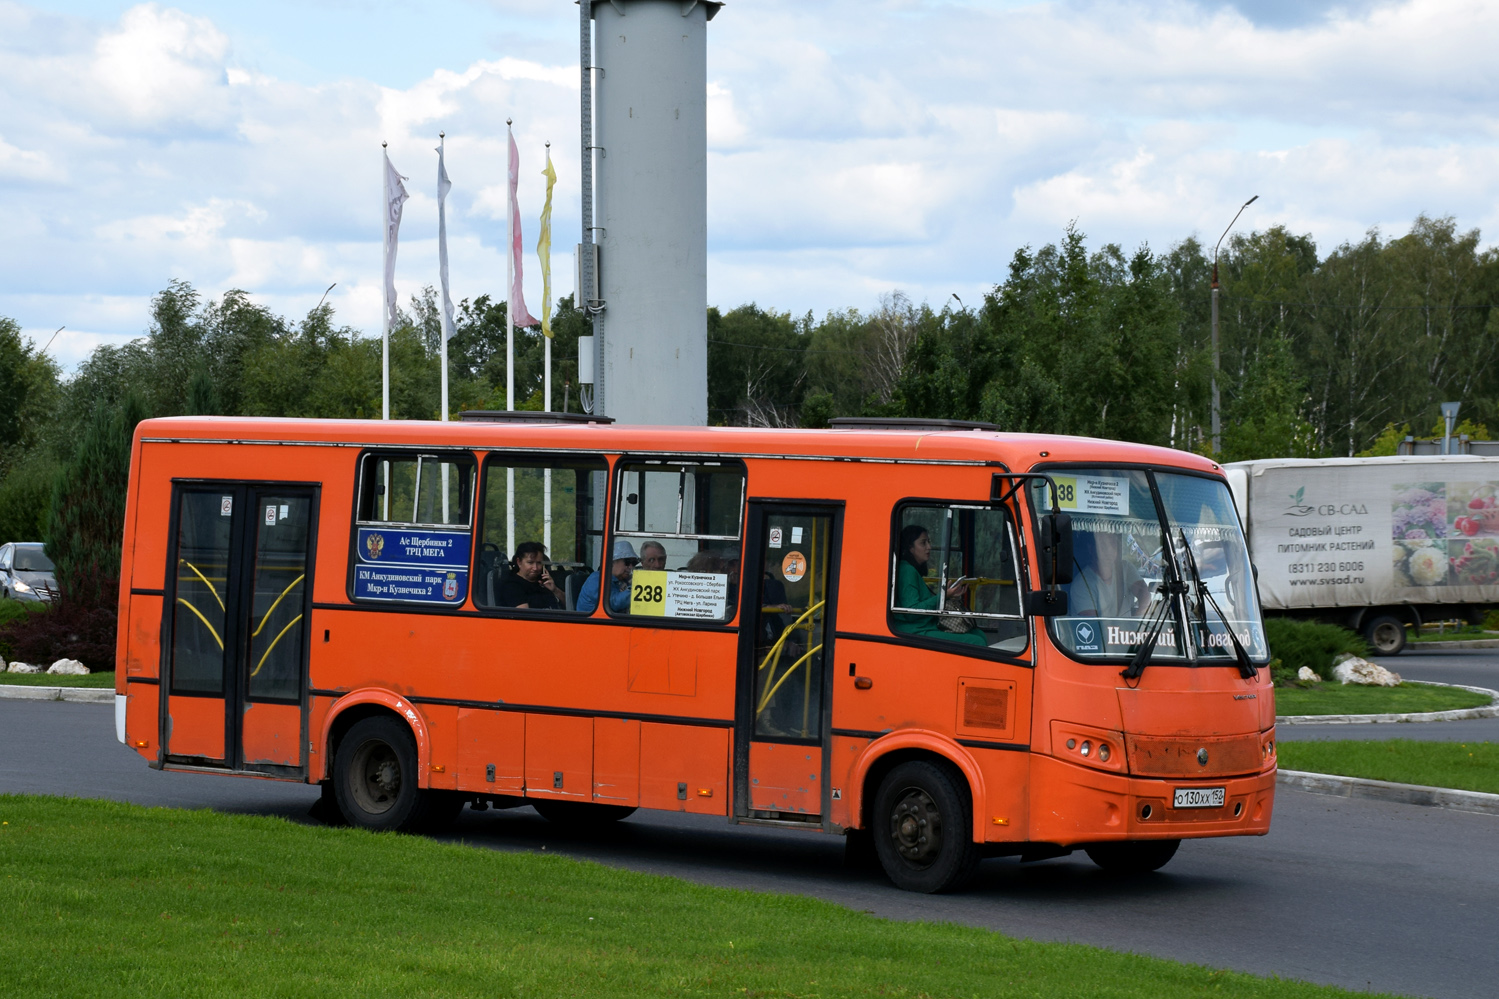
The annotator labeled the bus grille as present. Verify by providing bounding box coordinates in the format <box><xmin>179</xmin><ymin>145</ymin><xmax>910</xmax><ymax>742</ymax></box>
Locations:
<box><xmin>1124</xmin><ymin>733</ymin><xmax>1261</xmax><ymax>778</ymax></box>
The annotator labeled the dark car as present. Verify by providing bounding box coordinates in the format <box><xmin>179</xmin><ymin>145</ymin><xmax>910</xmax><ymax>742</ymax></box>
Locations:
<box><xmin>0</xmin><ymin>543</ymin><xmax>57</xmax><ymax>602</ymax></box>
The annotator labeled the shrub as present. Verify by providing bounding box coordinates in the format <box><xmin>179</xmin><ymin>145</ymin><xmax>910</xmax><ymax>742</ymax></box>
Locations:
<box><xmin>1264</xmin><ymin>617</ymin><xmax>1367</xmax><ymax>683</ymax></box>
<box><xmin>0</xmin><ymin>598</ymin><xmax>47</xmax><ymax>659</ymax></box>
<box><xmin>0</xmin><ymin>599</ymin><xmax>116</xmax><ymax>672</ymax></box>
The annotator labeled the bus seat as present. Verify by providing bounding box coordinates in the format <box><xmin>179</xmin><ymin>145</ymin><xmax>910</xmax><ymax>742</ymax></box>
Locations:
<box><xmin>564</xmin><ymin>571</ymin><xmax>581</xmax><ymax>611</ymax></box>
<box><xmin>487</xmin><ymin>561</ymin><xmax>513</xmax><ymax>608</ymax></box>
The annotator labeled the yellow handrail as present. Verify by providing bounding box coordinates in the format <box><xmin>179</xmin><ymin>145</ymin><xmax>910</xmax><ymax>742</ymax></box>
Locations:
<box><xmin>180</xmin><ymin>560</ymin><xmax>225</xmax><ymax>611</ymax></box>
<box><xmin>175</xmin><ymin>598</ymin><xmax>223</xmax><ymax>650</ymax></box>
<box><xmin>252</xmin><ymin>614</ymin><xmax>304</xmax><ymax>677</ymax></box>
<box><xmin>757</xmin><ymin>643</ymin><xmax>824</xmax><ymax>716</ymax></box>
<box><xmin>252</xmin><ymin>574</ymin><xmax>305</xmax><ymax>638</ymax></box>
<box><xmin>757</xmin><ymin>599</ymin><xmax>826</xmax><ymax>672</ymax></box>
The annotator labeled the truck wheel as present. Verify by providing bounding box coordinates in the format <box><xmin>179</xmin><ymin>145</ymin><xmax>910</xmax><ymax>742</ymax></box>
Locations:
<box><xmin>334</xmin><ymin>716</ymin><xmax>459</xmax><ymax>833</ymax></box>
<box><xmin>1363</xmin><ymin>614</ymin><xmax>1406</xmax><ymax>655</ymax></box>
<box><xmin>872</xmin><ymin>760</ymin><xmax>981</xmax><ymax>893</ymax></box>
<box><xmin>1085</xmin><ymin>839</ymin><xmax>1180</xmax><ymax>873</ymax></box>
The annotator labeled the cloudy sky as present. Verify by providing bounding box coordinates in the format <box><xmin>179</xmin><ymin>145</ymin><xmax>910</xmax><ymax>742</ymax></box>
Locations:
<box><xmin>2</xmin><ymin>0</ymin><xmax>1495</xmax><ymax>368</ymax></box>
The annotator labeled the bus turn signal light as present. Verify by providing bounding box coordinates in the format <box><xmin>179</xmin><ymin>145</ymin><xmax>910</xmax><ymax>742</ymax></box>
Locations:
<box><xmin>133</xmin><ymin>740</ymin><xmax>149</xmax><ymax>749</ymax></box>
<box><xmin>697</xmin><ymin>788</ymin><xmax>713</xmax><ymax>797</ymax></box>
<box><xmin>854</xmin><ymin>677</ymin><xmax>873</xmax><ymax>690</ymax></box>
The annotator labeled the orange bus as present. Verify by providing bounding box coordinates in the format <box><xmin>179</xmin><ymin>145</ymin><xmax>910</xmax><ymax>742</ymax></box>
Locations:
<box><xmin>115</xmin><ymin>413</ymin><xmax>1276</xmax><ymax>892</ymax></box>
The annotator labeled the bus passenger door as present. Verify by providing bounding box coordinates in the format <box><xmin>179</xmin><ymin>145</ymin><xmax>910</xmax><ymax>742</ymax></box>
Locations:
<box><xmin>162</xmin><ymin>484</ymin><xmax>315</xmax><ymax>777</ymax></box>
<box><xmin>734</xmin><ymin>503</ymin><xmax>842</xmax><ymax>826</ymax></box>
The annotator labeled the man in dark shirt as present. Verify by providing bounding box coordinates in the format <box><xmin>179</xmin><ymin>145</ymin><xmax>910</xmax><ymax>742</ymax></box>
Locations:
<box><xmin>496</xmin><ymin>541</ymin><xmax>564</xmax><ymax>610</ymax></box>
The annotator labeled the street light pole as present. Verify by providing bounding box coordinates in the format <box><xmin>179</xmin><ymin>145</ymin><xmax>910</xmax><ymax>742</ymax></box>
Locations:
<box><xmin>1211</xmin><ymin>194</ymin><xmax>1258</xmax><ymax>455</ymax></box>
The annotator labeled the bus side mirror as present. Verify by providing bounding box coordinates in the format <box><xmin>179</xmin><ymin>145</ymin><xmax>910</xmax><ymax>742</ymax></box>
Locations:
<box><xmin>1040</xmin><ymin>513</ymin><xmax>1073</xmax><ymax>585</ymax></box>
<box><xmin>1027</xmin><ymin>589</ymin><xmax>1069</xmax><ymax>617</ymax></box>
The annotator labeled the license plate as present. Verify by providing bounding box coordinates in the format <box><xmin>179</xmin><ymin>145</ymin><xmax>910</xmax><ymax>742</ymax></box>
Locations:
<box><xmin>1173</xmin><ymin>787</ymin><xmax>1225</xmax><ymax>809</ymax></box>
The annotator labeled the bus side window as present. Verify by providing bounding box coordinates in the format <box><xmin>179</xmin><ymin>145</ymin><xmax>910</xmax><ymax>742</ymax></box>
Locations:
<box><xmin>351</xmin><ymin>451</ymin><xmax>476</xmax><ymax>607</ymax></box>
<box><xmin>475</xmin><ymin>455</ymin><xmax>608</xmax><ymax>612</ymax></box>
<box><xmin>611</xmin><ymin>459</ymin><xmax>746</xmax><ymax>623</ymax></box>
<box><xmin>889</xmin><ymin>502</ymin><xmax>1026</xmax><ymax>655</ymax></box>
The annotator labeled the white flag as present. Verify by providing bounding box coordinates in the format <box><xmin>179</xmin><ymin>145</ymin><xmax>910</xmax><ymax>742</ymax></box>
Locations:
<box><xmin>436</xmin><ymin>140</ymin><xmax>456</xmax><ymax>342</ymax></box>
<box><xmin>382</xmin><ymin>150</ymin><xmax>409</xmax><ymax>330</ymax></box>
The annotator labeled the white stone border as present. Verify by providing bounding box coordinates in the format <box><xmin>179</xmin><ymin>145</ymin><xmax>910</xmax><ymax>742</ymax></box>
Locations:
<box><xmin>0</xmin><ymin>685</ymin><xmax>113</xmax><ymax>704</ymax></box>
<box><xmin>1278</xmin><ymin>769</ymin><xmax>1499</xmax><ymax>816</ymax></box>
<box><xmin>1276</xmin><ymin>680</ymin><xmax>1499</xmax><ymax>725</ymax></box>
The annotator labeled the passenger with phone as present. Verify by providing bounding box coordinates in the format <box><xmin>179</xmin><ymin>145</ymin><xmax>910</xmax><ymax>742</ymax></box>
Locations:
<box><xmin>891</xmin><ymin>524</ymin><xmax>987</xmax><ymax>647</ymax></box>
<box><xmin>496</xmin><ymin>541</ymin><xmax>564</xmax><ymax>610</ymax></box>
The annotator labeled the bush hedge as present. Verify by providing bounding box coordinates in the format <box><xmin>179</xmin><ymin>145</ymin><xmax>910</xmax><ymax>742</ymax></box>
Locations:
<box><xmin>1264</xmin><ymin>617</ymin><xmax>1368</xmax><ymax>682</ymax></box>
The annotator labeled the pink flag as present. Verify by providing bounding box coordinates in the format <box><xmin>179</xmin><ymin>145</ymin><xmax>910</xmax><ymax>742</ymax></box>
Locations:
<box><xmin>507</xmin><ymin>128</ymin><xmax>539</xmax><ymax>327</ymax></box>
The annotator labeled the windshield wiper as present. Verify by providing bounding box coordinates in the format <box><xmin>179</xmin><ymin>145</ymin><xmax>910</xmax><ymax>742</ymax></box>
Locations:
<box><xmin>1120</xmin><ymin>576</ymin><xmax>1182</xmax><ymax>680</ymax></box>
<box><xmin>1176</xmin><ymin>528</ymin><xmax>1258</xmax><ymax>680</ymax></box>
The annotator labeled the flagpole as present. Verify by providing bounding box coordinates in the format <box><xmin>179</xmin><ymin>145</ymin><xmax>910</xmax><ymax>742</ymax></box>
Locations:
<box><xmin>438</xmin><ymin>133</ymin><xmax>450</xmax><ymax>425</ymax></box>
<box><xmin>381</xmin><ymin>142</ymin><xmax>391</xmax><ymax>422</ymax></box>
<box><xmin>506</xmin><ymin>118</ymin><xmax>515</xmax><ymax>414</ymax></box>
<box><xmin>542</xmin><ymin>141</ymin><xmax>553</xmax><ymax>553</ymax></box>
<box><xmin>505</xmin><ymin>119</ymin><xmax>516</xmax><ymax>558</ymax></box>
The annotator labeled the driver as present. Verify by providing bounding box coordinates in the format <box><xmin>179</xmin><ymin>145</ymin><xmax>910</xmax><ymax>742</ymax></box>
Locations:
<box><xmin>1069</xmin><ymin>530</ymin><xmax>1149</xmax><ymax>618</ymax></box>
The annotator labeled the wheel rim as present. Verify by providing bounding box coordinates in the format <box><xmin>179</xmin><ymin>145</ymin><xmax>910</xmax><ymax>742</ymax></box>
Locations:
<box><xmin>1372</xmin><ymin>622</ymin><xmax>1402</xmax><ymax>652</ymax></box>
<box><xmin>888</xmin><ymin>786</ymin><xmax>943</xmax><ymax>869</ymax></box>
<box><xmin>349</xmin><ymin>739</ymin><xmax>402</xmax><ymax>815</ymax></box>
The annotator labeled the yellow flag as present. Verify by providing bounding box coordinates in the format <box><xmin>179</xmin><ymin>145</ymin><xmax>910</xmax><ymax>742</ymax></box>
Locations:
<box><xmin>537</xmin><ymin>148</ymin><xmax>556</xmax><ymax>338</ymax></box>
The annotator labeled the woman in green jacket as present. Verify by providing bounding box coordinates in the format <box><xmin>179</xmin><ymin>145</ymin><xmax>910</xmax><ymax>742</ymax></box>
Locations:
<box><xmin>892</xmin><ymin>524</ymin><xmax>988</xmax><ymax>646</ymax></box>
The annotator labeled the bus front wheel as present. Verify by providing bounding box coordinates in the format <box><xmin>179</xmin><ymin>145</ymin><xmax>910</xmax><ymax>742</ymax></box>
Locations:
<box><xmin>872</xmin><ymin>761</ymin><xmax>981</xmax><ymax>893</ymax></box>
<box><xmin>334</xmin><ymin>716</ymin><xmax>459</xmax><ymax>833</ymax></box>
<box><xmin>1084</xmin><ymin>839</ymin><xmax>1180</xmax><ymax>873</ymax></box>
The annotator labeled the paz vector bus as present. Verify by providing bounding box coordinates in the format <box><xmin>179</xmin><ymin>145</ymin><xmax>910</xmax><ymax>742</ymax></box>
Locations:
<box><xmin>114</xmin><ymin>413</ymin><xmax>1276</xmax><ymax>892</ymax></box>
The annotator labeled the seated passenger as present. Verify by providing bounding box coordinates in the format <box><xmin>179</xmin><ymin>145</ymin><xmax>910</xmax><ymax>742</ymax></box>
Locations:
<box><xmin>1069</xmin><ymin>530</ymin><xmax>1149</xmax><ymax>618</ymax></box>
<box><xmin>639</xmin><ymin>540</ymin><xmax>668</xmax><ymax>571</ymax></box>
<box><xmin>495</xmin><ymin>541</ymin><xmax>563</xmax><ymax>610</ymax></box>
<box><xmin>891</xmin><ymin>524</ymin><xmax>986</xmax><ymax>646</ymax></box>
<box><xmin>577</xmin><ymin>540</ymin><xmax>638</xmax><ymax>613</ymax></box>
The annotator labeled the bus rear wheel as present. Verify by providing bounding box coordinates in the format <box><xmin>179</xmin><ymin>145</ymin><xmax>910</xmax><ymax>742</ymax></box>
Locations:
<box><xmin>872</xmin><ymin>761</ymin><xmax>981</xmax><ymax>893</ymax></box>
<box><xmin>531</xmin><ymin>799</ymin><xmax>637</xmax><ymax>825</ymax></box>
<box><xmin>1084</xmin><ymin>839</ymin><xmax>1180</xmax><ymax>873</ymax></box>
<box><xmin>334</xmin><ymin>716</ymin><xmax>458</xmax><ymax>833</ymax></box>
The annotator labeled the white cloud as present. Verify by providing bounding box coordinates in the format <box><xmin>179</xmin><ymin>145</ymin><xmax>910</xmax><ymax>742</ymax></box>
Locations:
<box><xmin>2</xmin><ymin>0</ymin><xmax>1498</xmax><ymax>370</ymax></box>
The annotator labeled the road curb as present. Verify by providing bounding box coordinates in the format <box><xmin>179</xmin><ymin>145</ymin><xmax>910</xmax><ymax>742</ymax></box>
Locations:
<box><xmin>0</xmin><ymin>685</ymin><xmax>113</xmax><ymax>704</ymax></box>
<box><xmin>1400</xmin><ymin>638</ymin><xmax>1499</xmax><ymax>650</ymax></box>
<box><xmin>1278</xmin><ymin>768</ymin><xmax>1499</xmax><ymax>816</ymax></box>
<box><xmin>1276</xmin><ymin>680</ymin><xmax>1499</xmax><ymax>726</ymax></box>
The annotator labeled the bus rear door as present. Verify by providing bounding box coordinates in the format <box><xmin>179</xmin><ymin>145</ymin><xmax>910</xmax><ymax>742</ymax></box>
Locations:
<box><xmin>161</xmin><ymin>483</ymin><xmax>316</xmax><ymax>777</ymax></box>
<box><xmin>735</xmin><ymin>502</ymin><xmax>842</xmax><ymax>826</ymax></box>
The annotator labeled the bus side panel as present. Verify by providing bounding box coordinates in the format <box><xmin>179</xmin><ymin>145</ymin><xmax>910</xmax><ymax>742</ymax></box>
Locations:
<box><xmin>593</xmin><ymin>717</ymin><xmax>640</xmax><ymax>806</ymax></box>
<box><xmin>747</xmin><ymin>741</ymin><xmax>820</xmax><ymax>814</ymax></box>
<box><xmin>124</xmin><ymin>594</ymin><xmax>163</xmax><ymax>677</ymax></box>
<box><xmin>125</xmin><ymin>683</ymin><xmax>160</xmax><ymax>759</ymax></box>
<box><xmin>639</xmin><ymin>723</ymin><xmax>728</xmax><ymax>814</ymax></box>
<box><xmin>828</xmin><ymin>735</ymin><xmax>870</xmax><ymax>829</ymax></box>
<box><xmin>973</xmin><ymin>747</ymin><xmax>1030</xmax><ymax>842</ymax></box>
<box><xmin>526</xmin><ymin>714</ymin><xmax>592</xmax><ymax>800</ymax></box>
<box><xmin>241</xmin><ymin>702</ymin><xmax>301</xmax><ymax>767</ymax></box>
<box><xmin>308</xmin><ymin>695</ymin><xmax>335</xmax><ymax>783</ymax></box>
<box><xmin>455</xmin><ymin>708</ymin><xmax>525</xmax><ymax>793</ymax></box>
<box><xmin>167</xmin><ymin>696</ymin><xmax>225</xmax><ymax>761</ymax></box>
<box><xmin>423</xmin><ymin>703</ymin><xmax>458</xmax><ymax>789</ymax></box>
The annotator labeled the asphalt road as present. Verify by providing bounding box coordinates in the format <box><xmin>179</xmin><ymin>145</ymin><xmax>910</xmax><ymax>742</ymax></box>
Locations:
<box><xmin>3</xmin><ymin>665</ymin><xmax>1498</xmax><ymax>999</ymax></box>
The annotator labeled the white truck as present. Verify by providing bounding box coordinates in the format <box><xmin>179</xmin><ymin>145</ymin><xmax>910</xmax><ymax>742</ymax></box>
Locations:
<box><xmin>1225</xmin><ymin>455</ymin><xmax>1499</xmax><ymax>655</ymax></box>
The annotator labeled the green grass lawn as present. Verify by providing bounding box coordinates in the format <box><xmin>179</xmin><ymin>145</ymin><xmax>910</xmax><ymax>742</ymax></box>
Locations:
<box><xmin>1274</xmin><ymin>683</ymin><xmax>1491</xmax><ymax>716</ymax></box>
<box><xmin>1278</xmin><ymin>740</ymin><xmax>1499</xmax><ymax>795</ymax></box>
<box><xmin>0</xmin><ymin>795</ymin><xmax>1396</xmax><ymax>999</ymax></box>
<box><xmin>1406</xmin><ymin>626</ymin><xmax>1499</xmax><ymax>643</ymax></box>
<box><xmin>0</xmin><ymin>670</ymin><xmax>114</xmax><ymax>688</ymax></box>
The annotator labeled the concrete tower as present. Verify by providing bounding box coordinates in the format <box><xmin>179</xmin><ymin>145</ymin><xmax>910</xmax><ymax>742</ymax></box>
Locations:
<box><xmin>588</xmin><ymin>0</ymin><xmax>719</xmax><ymax>426</ymax></box>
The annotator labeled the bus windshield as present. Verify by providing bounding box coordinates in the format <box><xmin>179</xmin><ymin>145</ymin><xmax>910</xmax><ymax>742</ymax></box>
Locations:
<box><xmin>1039</xmin><ymin>469</ymin><xmax>1268</xmax><ymax>663</ymax></box>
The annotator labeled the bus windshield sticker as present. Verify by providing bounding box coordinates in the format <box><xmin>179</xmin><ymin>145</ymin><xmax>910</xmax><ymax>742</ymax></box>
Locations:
<box><xmin>1054</xmin><ymin>475</ymin><xmax>1129</xmax><ymax>515</ymax></box>
<box><xmin>629</xmin><ymin>569</ymin><xmax>727</xmax><ymax>619</ymax></box>
<box><xmin>353</xmin><ymin>526</ymin><xmax>471</xmax><ymax>604</ymax></box>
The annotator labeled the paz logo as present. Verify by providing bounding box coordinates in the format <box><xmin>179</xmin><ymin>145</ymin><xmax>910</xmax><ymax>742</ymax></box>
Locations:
<box><xmin>365</xmin><ymin>533</ymin><xmax>385</xmax><ymax>560</ymax></box>
<box><xmin>1286</xmin><ymin>486</ymin><xmax>1316</xmax><ymax>517</ymax></box>
<box><xmin>1074</xmin><ymin>621</ymin><xmax>1097</xmax><ymax>647</ymax></box>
